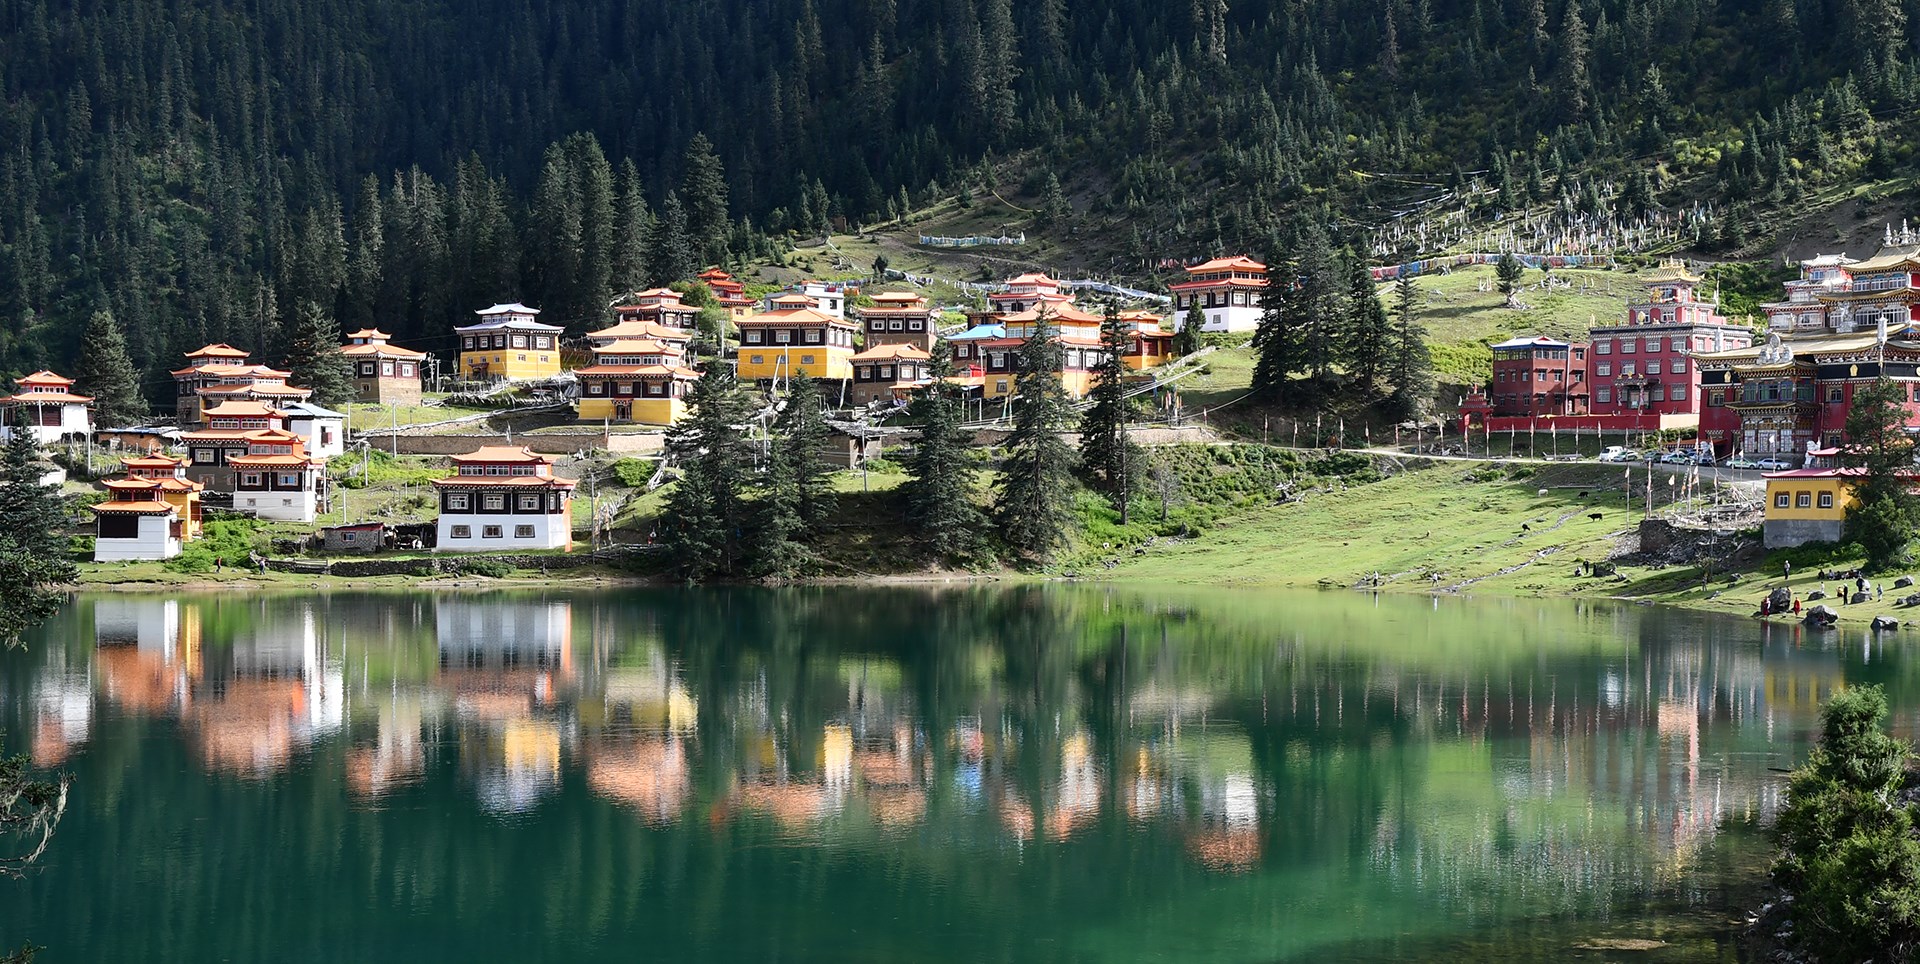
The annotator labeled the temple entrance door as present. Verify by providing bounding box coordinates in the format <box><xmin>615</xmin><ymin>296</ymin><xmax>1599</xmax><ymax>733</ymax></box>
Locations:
<box><xmin>615</xmin><ymin>403</ymin><xmax>631</xmax><ymax>421</ymax></box>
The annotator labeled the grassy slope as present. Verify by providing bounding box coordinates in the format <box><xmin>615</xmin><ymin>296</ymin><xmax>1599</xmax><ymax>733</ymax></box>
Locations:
<box><xmin>1102</xmin><ymin>459</ymin><xmax>1913</xmax><ymax>627</ymax></box>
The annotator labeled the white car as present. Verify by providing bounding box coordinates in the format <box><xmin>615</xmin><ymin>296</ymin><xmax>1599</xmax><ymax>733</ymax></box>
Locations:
<box><xmin>1754</xmin><ymin>457</ymin><xmax>1793</xmax><ymax>471</ymax></box>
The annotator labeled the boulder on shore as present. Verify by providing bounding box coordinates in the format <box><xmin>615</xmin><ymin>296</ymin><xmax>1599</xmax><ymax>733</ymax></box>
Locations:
<box><xmin>1904</xmin><ymin>593</ymin><xmax>1920</xmax><ymax>608</ymax></box>
<box><xmin>1897</xmin><ymin>576</ymin><xmax>1916</xmax><ymax>589</ymax></box>
<box><xmin>1854</xmin><ymin>591</ymin><xmax>1872</xmax><ymax>604</ymax></box>
<box><xmin>1768</xmin><ymin>587</ymin><xmax>1793</xmax><ymax>612</ymax></box>
<box><xmin>1874</xmin><ymin>616</ymin><xmax>1902</xmax><ymax>632</ymax></box>
<box><xmin>1806</xmin><ymin>590</ymin><xmax>1827</xmax><ymax>601</ymax></box>
<box><xmin>1804</xmin><ymin>605</ymin><xmax>1840</xmax><ymax>628</ymax></box>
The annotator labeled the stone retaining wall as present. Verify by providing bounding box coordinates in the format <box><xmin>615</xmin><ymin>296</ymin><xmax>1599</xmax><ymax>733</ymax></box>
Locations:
<box><xmin>1764</xmin><ymin>517</ymin><xmax>1845</xmax><ymax>549</ymax></box>
<box><xmin>264</xmin><ymin>550</ymin><xmax>635</xmax><ymax>578</ymax></box>
<box><xmin>375</xmin><ymin>432</ymin><xmax>665</xmax><ymax>456</ymax></box>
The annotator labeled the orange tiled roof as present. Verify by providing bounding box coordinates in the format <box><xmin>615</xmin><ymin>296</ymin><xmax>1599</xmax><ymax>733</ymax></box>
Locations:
<box><xmin>15</xmin><ymin>370</ymin><xmax>74</xmax><ymax>386</ymax></box>
<box><xmin>341</xmin><ymin>341</ymin><xmax>427</xmax><ymax>359</ymax></box>
<box><xmin>432</xmin><ymin>475</ymin><xmax>578</xmax><ymax>488</ymax></box>
<box><xmin>573</xmin><ymin>364</ymin><xmax>700</xmax><ymax>378</ymax></box>
<box><xmin>739</xmin><ymin>308</ymin><xmax>857</xmax><ymax>327</ymax></box>
<box><xmin>91</xmin><ymin>501</ymin><xmax>176</xmax><ymax>516</ymax></box>
<box><xmin>184</xmin><ymin>343</ymin><xmax>251</xmax><ymax>359</ymax></box>
<box><xmin>200</xmin><ymin>400</ymin><xmax>286</xmax><ymax>419</ymax></box>
<box><xmin>451</xmin><ymin>445</ymin><xmax>551</xmax><ymax>464</ymax></box>
<box><xmin>0</xmin><ymin>391</ymin><xmax>92</xmax><ymax>404</ymax></box>
<box><xmin>850</xmin><ymin>343</ymin><xmax>932</xmax><ymax>362</ymax></box>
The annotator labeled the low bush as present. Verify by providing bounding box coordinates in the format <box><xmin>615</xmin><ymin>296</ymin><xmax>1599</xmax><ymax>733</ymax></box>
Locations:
<box><xmin>611</xmin><ymin>458</ymin><xmax>654</xmax><ymax>488</ymax></box>
<box><xmin>447</xmin><ymin>557</ymin><xmax>516</xmax><ymax>578</ymax></box>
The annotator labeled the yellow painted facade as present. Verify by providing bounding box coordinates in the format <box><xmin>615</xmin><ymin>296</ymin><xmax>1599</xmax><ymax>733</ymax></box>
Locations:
<box><xmin>972</xmin><ymin>370</ymin><xmax>1095</xmax><ymax>400</ymax></box>
<box><xmin>459</xmin><ymin>349</ymin><xmax>561</xmax><ymax>381</ymax></box>
<box><xmin>578</xmin><ymin>396</ymin><xmax>685</xmax><ymax>426</ymax></box>
<box><xmin>735</xmin><ymin>345</ymin><xmax>854</xmax><ymax>381</ymax></box>
<box><xmin>1762</xmin><ymin>475</ymin><xmax>1857</xmax><ymax>522</ymax></box>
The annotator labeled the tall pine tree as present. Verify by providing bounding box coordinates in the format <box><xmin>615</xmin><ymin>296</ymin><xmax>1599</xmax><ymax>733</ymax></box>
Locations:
<box><xmin>662</xmin><ymin>364</ymin><xmax>756</xmax><ymax>581</ymax></box>
<box><xmin>1079</xmin><ymin>308</ymin><xmax>1142</xmax><ymax>522</ymax></box>
<box><xmin>905</xmin><ymin>340</ymin><xmax>985</xmax><ymax>562</ymax></box>
<box><xmin>282</xmin><ymin>300</ymin><xmax>353</xmax><ymax>409</ymax></box>
<box><xmin>680</xmin><ymin>134</ymin><xmax>732</xmax><ymax>267</ymax></box>
<box><xmin>1251</xmin><ymin>251</ymin><xmax>1304</xmax><ymax>404</ymax></box>
<box><xmin>1344</xmin><ymin>255</ymin><xmax>1392</xmax><ymax>401</ymax></box>
<box><xmin>1386</xmin><ymin>274</ymin><xmax>1434</xmax><ymax>421</ymax></box>
<box><xmin>0</xmin><ymin>418</ymin><xmax>75</xmax><ymax>644</ymax></box>
<box><xmin>994</xmin><ymin>311</ymin><xmax>1077</xmax><ymax>560</ymax></box>
<box><xmin>73</xmin><ymin>310</ymin><xmax>146</xmax><ymax>428</ymax></box>
<box><xmin>775</xmin><ymin>373</ymin><xmax>833</xmax><ymax>531</ymax></box>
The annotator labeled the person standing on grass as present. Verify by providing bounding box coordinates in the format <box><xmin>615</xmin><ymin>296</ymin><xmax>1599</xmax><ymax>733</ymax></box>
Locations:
<box><xmin>1794</xmin><ymin>598</ymin><xmax>1803</xmax><ymax>616</ymax></box>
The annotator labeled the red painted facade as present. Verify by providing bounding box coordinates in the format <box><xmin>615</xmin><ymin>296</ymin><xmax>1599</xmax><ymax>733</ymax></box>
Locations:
<box><xmin>1486</xmin><ymin>336</ymin><xmax>1589</xmax><ymax>416</ymax></box>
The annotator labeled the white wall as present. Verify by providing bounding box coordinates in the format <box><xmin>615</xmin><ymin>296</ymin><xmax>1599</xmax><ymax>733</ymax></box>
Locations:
<box><xmin>436</xmin><ymin>511</ymin><xmax>571</xmax><ymax>551</ymax></box>
<box><xmin>94</xmin><ymin>514</ymin><xmax>182</xmax><ymax>561</ymax></box>
<box><xmin>236</xmin><ymin>488</ymin><xmax>319</xmax><ymax>523</ymax></box>
<box><xmin>289</xmin><ymin>417</ymin><xmax>345</xmax><ymax>459</ymax></box>
<box><xmin>1181</xmin><ymin>304</ymin><xmax>1262</xmax><ymax>333</ymax></box>
<box><xmin>0</xmin><ymin>404</ymin><xmax>91</xmax><ymax>444</ymax></box>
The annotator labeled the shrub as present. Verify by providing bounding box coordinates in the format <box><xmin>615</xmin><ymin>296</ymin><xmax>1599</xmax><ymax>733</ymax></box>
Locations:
<box><xmin>449</xmin><ymin>557</ymin><xmax>516</xmax><ymax>578</ymax></box>
<box><xmin>200</xmin><ymin>519</ymin><xmax>264</xmax><ymax>565</ymax></box>
<box><xmin>1775</xmin><ymin>685</ymin><xmax>1920</xmax><ymax>961</ymax></box>
<box><xmin>611</xmin><ymin>458</ymin><xmax>653</xmax><ymax>488</ymax></box>
<box><xmin>165</xmin><ymin>543</ymin><xmax>217</xmax><ymax>574</ymax></box>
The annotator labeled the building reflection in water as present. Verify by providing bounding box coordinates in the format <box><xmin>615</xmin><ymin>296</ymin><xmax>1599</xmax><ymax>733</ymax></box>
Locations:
<box><xmin>437</xmin><ymin>599</ymin><xmax>573</xmax><ymax>814</ymax></box>
<box><xmin>49</xmin><ymin>589</ymin><xmax>1878</xmax><ymax>907</ymax></box>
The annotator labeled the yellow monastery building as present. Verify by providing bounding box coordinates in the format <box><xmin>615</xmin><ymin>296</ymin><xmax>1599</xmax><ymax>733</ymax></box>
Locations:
<box><xmin>575</xmin><ymin>338</ymin><xmax>700</xmax><ymax>425</ymax></box>
<box><xmin>456</xmin><ymin>304</ymin><xmax>565</xmax><ymax>381</ymax></box>
<box><xmin>735</xmin><ymin>294</ymin><xmax>859</xmax><ymax>382</ymax></box>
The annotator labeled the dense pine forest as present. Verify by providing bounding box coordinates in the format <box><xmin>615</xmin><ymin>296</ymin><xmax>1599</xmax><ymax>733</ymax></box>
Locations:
<box><xmin>2</xmin><ymin>0</ymin><xmax>1919</xmax><ymax>399</ymax></box>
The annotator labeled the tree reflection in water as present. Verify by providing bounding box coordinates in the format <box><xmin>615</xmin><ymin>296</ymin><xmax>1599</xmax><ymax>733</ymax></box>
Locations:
<box><xmin>0</xmin><ymin>586</ymin><xmax>1897</xmax><ymax>962</ymax></box>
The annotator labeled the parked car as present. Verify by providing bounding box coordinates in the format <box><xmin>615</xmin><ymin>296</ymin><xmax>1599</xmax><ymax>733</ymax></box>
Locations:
<box><xmin>1726</xmin><ymin>456</ymin><xmax>1758</xmax><ymax>469</ymax></box>
<box><xmin>1597</xmin><ymin>447</ymin><xmax>1638</xmax><ymax>462</ymax></box>
<box><xmin>1657</xmin><ymin>450</ymin><xmax>1692</xmax><ymax>464</ymax></box>
<box><xmin>1691</xmin><ymin>451</ymin><xmax>1719</xmax><ymax>466</ymax></box>
<box><xmin>1754</xmin><ymin>457</ymin><xmax>1794</xmax><ymax>471</ymax></box>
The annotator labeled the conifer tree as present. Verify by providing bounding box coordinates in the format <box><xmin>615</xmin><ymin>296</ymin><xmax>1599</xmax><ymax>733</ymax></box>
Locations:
<box><xmin>1252</xmin><ymin>254</ymin><xmax>1305</xmax><ymax>404</ymax></box>
<box><xmin>73</xmin><ymin>310</ymin><xmax>146</xmax><ymax>428</ymax></box>
<box><xmin>1841</xmin><ymin>377</ymin><xmax>1918</xmax><ymax>571</ymax></box>
<box><xmin>1174</xmin><ymin>303</ymin><xmax>1204</xmax><ymax>356</ymax></box>
<box><xmin>994</xmin><ymin>311</ymin><xmax>1077</xmax><ymax>561</ymax></box>
<box><xmin>1344</xmin><ymin>256</ymin><xmax>1392</xmax><ymax>401</ymax></box>
<box><xmin>282</xmin><ymin>300</ymin><xmax>353</xmax><ymax>408</ymax></box>
<box><xmin>775</xmin><ymin>373</ymin><xmax>833</xmax><ymax>530</ymax></box>
<box><xmin>0</xmin><ymin>426</ymin><xmax>69</xmax><ymax>559</ymax></box>
<box><xmin>0</xmin><ymin>419</ymin><xmax>74</xmax><ymax>646</ymax></box>
<box><xmin>1386</xmin><ymin>274</ymin><xmax>1434</xmax><ymax>421</ymax></box>
<box><xmin>905</xmin><ymin>340</ymin><xmax>984</xmax><ymax>562</ymax></box>
<box><xmin>1295</xmin><ymin>225</ymin><xmax>1346</xmax><ymax>399</ymax></box>
<box><xmin>1038</xmin><ymin>172</ymin><xmax>1069</xmax><ymax>228</ymax></box>
<box><xmin>647</xmin><ymin>192</ymin><xmax>696</xmax><ymax>287</ymax></box>
<box><xmin>1553</xmin><ymin>0</ymin><xmax>1592</xmax><ymax>123</ymax></box>
<box><xmin>751</xmin><ymin>434</ymin><xmax>809</xmax><ymax>580</ymax></box>
<box><xmin>662</xmin><ymin>364</ymin><xmax>756</xmax><ymax>581</ymax></box>
<box><xmin>613</xmin><ymin>159</ymin><xmax>653</xmax><ymax>294</ymax></box>
<box><xmin>1080</xmin><ymin>309</ymin><xmax>1143</xmax><ymax>522</ymax></box>
<box><xmin>1496</xmin><ymin>253</ymin><xmax>1526</xmax><ymax>308</ymax></box>
<box><xmin>680</xmin><ymin>134</ymin><xmax>732</xmax><ymax>266</ymax></box>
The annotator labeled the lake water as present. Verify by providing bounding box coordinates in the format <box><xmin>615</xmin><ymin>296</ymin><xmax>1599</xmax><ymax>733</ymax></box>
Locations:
<box><xmin>0</xmin><ymin>586</ymin><xmax>1910</xmax><ymax>962</ymax></box>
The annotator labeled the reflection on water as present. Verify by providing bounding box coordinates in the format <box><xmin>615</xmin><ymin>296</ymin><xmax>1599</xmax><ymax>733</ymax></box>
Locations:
<box><xmin>3</xmin><ymin>587</ymin><xmax>1915</xmax><ymax>963</ymax></box>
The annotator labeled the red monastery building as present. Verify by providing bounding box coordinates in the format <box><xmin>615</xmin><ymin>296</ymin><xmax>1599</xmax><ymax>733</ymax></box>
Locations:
<box><xmin>1694</xmin><ymin>224</ymin><xmax>1920</xmax><ymax>463</ymax></box>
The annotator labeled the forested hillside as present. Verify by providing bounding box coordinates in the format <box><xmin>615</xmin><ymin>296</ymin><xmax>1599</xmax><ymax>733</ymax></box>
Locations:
<box><xmin>2</xmin><ymin>0</ymin><xmax>1918</xmax><ymax>398</ymax></box>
